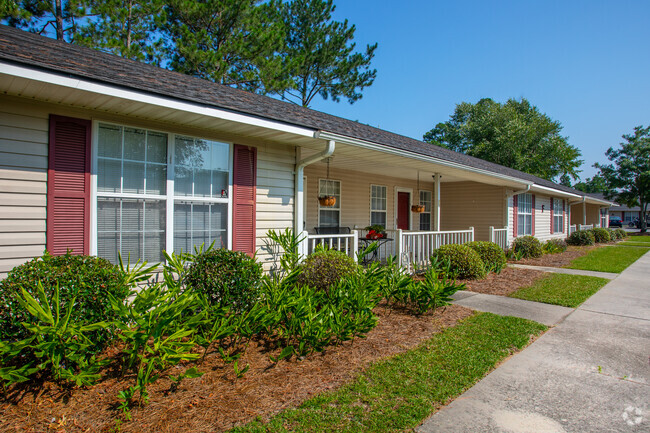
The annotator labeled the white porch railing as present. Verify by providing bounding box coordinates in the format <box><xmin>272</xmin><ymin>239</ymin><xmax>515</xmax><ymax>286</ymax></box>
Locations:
<box><xmin>399</xmin><ymin>227</ymin><xmax>474</xmax><ymax>271</ymax></box>
<box><xmin>569</xmin><ymin>224</ymin><xmax>577</xmax><ymax>235</ymax></box>
<box><xmin>355</xmin><ymin>228</ymin><xmax>399</xmax><ymax>261</ymax></box>
<box><xmin>489</xmin><ymin>226</ymin><xmax>509</xmax><ymax>250</ymax></box>
<box><xmin>301</xmin><ymin>231</ymin><xmax>359</xmax><ymax>261</ymax></box>
<box><xmin>578</xmin><ymin>224</ymin><xmax>594</xmax><ymax>231</ymax></box>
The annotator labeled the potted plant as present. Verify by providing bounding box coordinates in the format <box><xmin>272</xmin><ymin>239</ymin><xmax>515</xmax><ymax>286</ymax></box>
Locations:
<box><xmin>318</xmin><ymin>195</ymin><xmax>336</xmax><ymax>206</ymax></box>
<box><xmin>364</xmin><ymin>224</ymin><xmax>386</xmax><ymax>239</ymax></box>
<box><xmin>411</xmin><ymin>204</ymin><xmax>425</xmax><ymax>213</ymax></box>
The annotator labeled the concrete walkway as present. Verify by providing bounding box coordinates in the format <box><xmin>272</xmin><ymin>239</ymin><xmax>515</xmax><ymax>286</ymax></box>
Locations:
<box><xmin>419</xmin><ymin>250</ymin><xmax>650</xmax><ymax>433</ymax></box>
<box><xmin>509</xmin><ymin>263</ymin><xmax>618</xmax><ymax>279</ymax></box>
<box><xmin>451</xmin><ymin>291</ymin><xmax>573</xmax><ymax>326</ymax></box>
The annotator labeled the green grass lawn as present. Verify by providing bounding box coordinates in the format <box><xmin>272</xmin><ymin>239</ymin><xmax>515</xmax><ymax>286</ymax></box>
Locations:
<box><xmin>624</xmin><ymin>236</ymin><xmax>650</xmax><ymax>242</ymax></box>
<box><xmin>619</xmin><ymin>242</ymin><xmax>650</xmax><ymax>247</ymax></box>
<box><xmin>230</xmin><ymin>313</ymin><xmax>546</xmax><ymax>433</ymax></box>
<box><xmin>566</xmin><ymin>246</ymin><xmax>648</xmax><ymax>273</ymax></box>
<box><xmin>509</xmin><ymin>273</ymin><xmax>609</xmax><ymax>307</ymax></box>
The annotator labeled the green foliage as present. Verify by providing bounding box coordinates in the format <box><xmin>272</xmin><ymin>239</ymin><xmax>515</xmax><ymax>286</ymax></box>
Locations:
<box><xmin>0</xmin><ymin>252</ymin><xmax>129</xmax><ymax>345</ymax></box>
<box><xmin>266</xmin><ymin>228</ymin><xmax>304</xmax><ymax>276</ymax></box>
<box><xmin>2</xmin><ymin>0</ymin><xmax>87</xmax><ymax>41</ymax></box>
<box><xmin>542</xmin><ymin>238</ymin><xmax>568</xmax><ymax>254</ymax></box>
<box><xmin>160</xmin><ymin>0</ymin><xmax>288</xmax><ymax>93</ymax></box>
<box><xmin>466</xmin><ymin>241</ymin><xmax>506</xmax><ymax>273</ymax></box>
<box><xmin>573</xmin><ymin>175</ymin><xmax>607</xmax><ymax>193</ymax></box>
<box><xmin>567</xmin><ymin>230</ymin><xmax>595</xmax><ymax>246</ymax></box>
<box><xmin>297</xmin><ymin>248</ymin><xmax>358</xmax><ymax>291</ymax></box>
<box><xmin>1</xmin><ymin>283</ymin><xmax>109</xmax><ymax>389</ymax></box>
<box><xmin>75</xmin><ymin>0</ymin><xmax>164</xmax><ymax>62</ymax></box>
<box><xmin>512</xmin><ymin>236</ymin><xmax>543</xmax><ymax>258</ymax></box>
<box><xmin>279</xmin><ymin>0</ymin><xmax>377</xmax><ymax>107</ymax></box>
<box><xmin>263</xmin><ymin>269</ymin><xmax>381</xmax><ymax>358</ymax></box>
<box><xmin>423</xmin><ymin>98</ymin><xmax>582</xmax><ymax>182</ymax></box>
<box><xmin>595</xmin><ymin>125</ymin><xmax>650</xmax><ymax>232</ymax></box>
<box><xmin>110</xmin><ymin>282</ymin><xmax>204</xmax><ymax>412</ymax></box>
<box><xmin>591</xmin><ymin>227</ymin><xmax>611</xmax><ymax>243</ymax></box>
<box><xmin>430</xmin><ymin>244</ymin><xmax>486</xmax><ymax>280</ymax></box>
<box><xmin>615</xmin><ymin>228</ymin><xmax>627</xmax><ymax>239</ymax></box>
<box><xmin>384</xmin><ymin>264</ymin><xmax>464</xmax><ymax>316</ymax></box>
<box><xmin>184</xmin><ymin>248</ymin><xmax>263</xmax><ymax>312</ymax></box>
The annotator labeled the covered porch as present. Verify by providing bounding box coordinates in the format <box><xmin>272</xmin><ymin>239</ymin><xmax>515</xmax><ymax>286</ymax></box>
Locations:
<box><xmin>293</xmin><ymin>139</ymin><xmax>526</xmax><ymax>269</ymax></box>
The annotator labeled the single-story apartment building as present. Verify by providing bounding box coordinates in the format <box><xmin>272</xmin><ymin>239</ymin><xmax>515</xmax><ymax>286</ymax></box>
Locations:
<box><xmin>0</xmin><ymin>25</ymin><xmax>613</xmax><ymax>276</ymax></box>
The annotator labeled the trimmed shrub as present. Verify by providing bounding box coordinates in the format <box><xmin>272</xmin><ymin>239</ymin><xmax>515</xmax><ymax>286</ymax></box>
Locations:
<box><xmin>607</xmin><ymin>228</ymin><xmax>622</xmax><ymax>240</ymax></box>
<box><xmin>430</xmin><ymin>244</ymin><xmax>486</xmax><ymax>280</ymax></box>
<box><xmin>184</xmin><ymin>248</ymin><xmax>263</xmax><ymax>311</ymax></box>
<box><xmin>615</xmin><ymin>228</ymin><xmax>627</xmax><ymax>239</ymax></box>
<box><xmin>591</xmin><ymin>227</ymin><xmax>611</xmax><ymax>243</ymax></box>
<box><xmin>466</xmin><ymin>241</ymin><xmax>507</xmax><ymax>273</ymax></box>
<box><xmin>542</xmin><ymin>238</ymin><xmax>568</xmax><ymax>254</ymax></box>
<box><xmin>297</xmin><ymin>249</ymin><xmax>358</xmax><ymax>291</ymax></box>
<box><xmin>567</xmin><ymin>230</ymin><xmax>595</xmax><ymax>246</ymax></box>
<box><xmin>0</xmin><ymin>252</ymin><xmax>128</xmax><ymax>345</ymax></box>
<box><xmin>512</xmin><ymin>236</ymin><xmax>543</xmax><ymax>259</ymax></box>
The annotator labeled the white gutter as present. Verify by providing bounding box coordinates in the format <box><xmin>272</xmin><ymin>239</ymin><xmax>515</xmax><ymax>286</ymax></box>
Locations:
<box><xmin>0</xmin><ymin>62</ymin><xmax>316</xmax><ymax>138</ymax></box>
<box><xmin>507</xmin><ymin>184</ymin><xmax>532</xmax><ymax>197</ymax></box>
<box><xmin>314</xmin><ymin>130</ymin><xmax>531</xmax><ymax>188</ymax></box>
<box><xmin>529</xmin><ymin>184</ymin><xmax>582</xmax><ymax>199</ymax></box>
<box><xmin>294</xmin><ymin>140</ymin><xmax>336</xmax><ymax>236</ymax></box>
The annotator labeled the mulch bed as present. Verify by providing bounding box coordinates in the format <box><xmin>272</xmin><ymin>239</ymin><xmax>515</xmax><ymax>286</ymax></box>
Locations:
<box><xmin>0</xmin><ymin>304</ymin><xmax>474</xmax><ymax>433</ymax></box>
<box><xmin>458</xmin><ymin>267</ymin><xmax>547</xmax><ymax>296</ymax></box>
<box><xmin>509</xmin><ymin>245</ymin><xmax>597</xmax><ymax>267</ymax></box>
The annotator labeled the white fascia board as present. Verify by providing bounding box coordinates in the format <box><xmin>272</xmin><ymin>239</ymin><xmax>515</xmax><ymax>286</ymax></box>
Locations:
<box><xmin>0</xmin><ymin>61</ymin><xmax>316</xmax><ymax>138</ymax></box>
<box><xmin>315</xmin><ymin>130</ymin><xmax>532</xmax><ymax>187</ymax></box>
<box><xmin>529</xmin><ymin>184</ymin><xmax>582</xmax><ymax>199</ymax></box>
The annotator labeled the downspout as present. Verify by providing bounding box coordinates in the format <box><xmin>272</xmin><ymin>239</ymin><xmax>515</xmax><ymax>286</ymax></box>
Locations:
<box><xmin>294</xmin><ymin>139</ymin><xmax>336</xmax><ymax>236</ymax></box>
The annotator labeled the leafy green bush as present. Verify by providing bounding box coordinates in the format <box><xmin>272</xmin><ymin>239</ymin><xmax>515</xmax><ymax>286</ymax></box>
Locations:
<box><xmin>591</xmin><ymin>227</ymin><xmax>611</xmax><ymax>243</ymax></box>
<box><xmin>0</xmin><ymin>283</ymin><xmax>109</xmax><ymax>388</ymax></box>
<box><xmin>615</xmin><ymin>228</ymin><xmax>627</xmax><ymax>239</ymax></box>
<box><xmin>607</xmin><ymin>228</ymin><xmax>621</xmax><ymax>240</ymax></box>
<box><xmin>263</xmin><ymin>270</ymin><xmax>381</xmax><ymax>358</ymax></box>
<box><xmin>466</xmin><ymin>241</ymin><xmax>506</xmax><ymax>273</ymax></box>
<box><xmin>567</xmin><ymin>230</ymin><xmax>595</xmax><ymax>246</ymax></box>
<box><xmin>543</xmin><ymin>238</ymin><xmax>568</xmax><ymax>254</ymax></box>
<box><xmin>297</xmin><ymin>248</ymin><xmax>358</xmax><ymax>291</ymax></box>
<box><xmin>0</xmin><ymin>252</ymin><xmax>128</xmax><ymax>344</ymax></box>
<box><xmin>512</xmin><ymin>236</ymin><xmax>543</xmax><ymax>259</ymax></box>
<box><xmin>184</xmin><ymin>248</ymin><xmax>263</xmax><ymax>312</ymax></box>
<box><xmin>430</xmin><ymin>244</ymin><xmax>486</xmax><ymax>280</ymax></box>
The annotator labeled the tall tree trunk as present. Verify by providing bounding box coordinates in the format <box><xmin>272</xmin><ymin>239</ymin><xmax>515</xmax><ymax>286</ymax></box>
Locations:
<box><xmin>54</xmin><ymin>0</ymin><xmax>64</xmax><ymax>40</ymax></box>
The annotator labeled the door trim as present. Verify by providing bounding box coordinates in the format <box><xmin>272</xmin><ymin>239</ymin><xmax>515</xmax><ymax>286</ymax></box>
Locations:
<box><xmin>394</xmin><ymin>187</ymin><xmax>413</xmax><ymax>230</ymax></box>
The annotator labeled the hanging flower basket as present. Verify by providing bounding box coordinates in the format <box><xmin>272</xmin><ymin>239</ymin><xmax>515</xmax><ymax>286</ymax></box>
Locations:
<box><xmin>411</xmin><ymin>204</ymin><xmax>425</xmax><ymax>213</ymax></box>
<box><xmin>318</xmin><ymin>195</ymin><xmax>336</xmax><ymax>207</ymax></box>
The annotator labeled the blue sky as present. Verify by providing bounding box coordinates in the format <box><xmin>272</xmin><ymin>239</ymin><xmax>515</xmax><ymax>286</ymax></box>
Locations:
<box><xmin>308</xmin><ymin>0</ymin><xmax>650</xmax><ymax>181</ymax></box>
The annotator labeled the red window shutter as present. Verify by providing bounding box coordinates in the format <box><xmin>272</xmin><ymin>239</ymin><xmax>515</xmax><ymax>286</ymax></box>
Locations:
<box><xmin>550</xmin><ymin>198</ymin><xmax>554</xmax><ymax>233</ymax></box>
<box><xmin>233</xmin><ymin>144</ymin><xmax>257</xmax><ymax>256</ymax></box>
<box><xmin>47</xmin><ymin>115</ymin><xmax>91</xmax><ymax>255</ymax></box>
<box><xmin>513</xmin><ymin>195</ymin><xmax>518</xmax><ymax>237</ymax></box>
<box><xmin>532</xmin><ymin>194</ymin><xmax>536</xmax><ymax>236</ymax></box>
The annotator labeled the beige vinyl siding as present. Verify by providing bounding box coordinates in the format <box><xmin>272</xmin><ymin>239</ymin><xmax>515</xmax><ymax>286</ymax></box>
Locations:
<box><xmin>570</xmin><ymin>203</ymin><xmax>603</xmax><ymax>227</ymax></box>
<box><xmin>254</xmin><ymin>143</ymin><xmax>295</xmax><ymax>271</ymax></box>
<box><xmin>304</xmin><ymin>165</ymin><xmax>431</xmax><ymax>233</ymax></box>
<box><xmin>532</xmin><ymin>195</ymin><xmax>568</xmax><ymax>242</ymax></box>
<box><xmin>440</xmin><ymin>181</ymin><xmax>506</xmax><ymax>242</ymax></box>
<box><xmin>0</xmin><ymin>106</ymin><xmax>49</xmax><ymax>277</ymax></box>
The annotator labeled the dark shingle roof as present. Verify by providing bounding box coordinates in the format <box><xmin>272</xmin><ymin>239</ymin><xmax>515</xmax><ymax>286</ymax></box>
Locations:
<box><xmin>0</xmin><ymin>25</ymin><xmax>593</xmax><ymax>197</ymax></box>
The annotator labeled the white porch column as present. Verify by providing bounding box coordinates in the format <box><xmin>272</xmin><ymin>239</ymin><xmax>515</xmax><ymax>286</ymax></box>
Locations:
<box><xmin>433</xmin><ymin>173</ymin><xmax>441</xmax><ymax>231</ymax></box>
<box><xmin>582</xmin><ymin>200</ymin><xmax>587</xmax><ymax>225</ymax></box>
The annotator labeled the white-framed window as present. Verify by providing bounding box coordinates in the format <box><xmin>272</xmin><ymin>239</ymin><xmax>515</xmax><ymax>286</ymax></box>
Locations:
<box><xmin>517</xmin><ymin>193</ymin><xmax>532</xmax><ymax>236</ymax></box>
<box><xmin>94</xmin><ymin>122</ymin><xmax>231</xmax><ymax>263</ymax></box>
<box><xmin>318</xmin><ymin>179</ymin><xmax>341</xmax><ymax>227</ymax></box>
<box><xmin>553</xmin><ymin>198</ymin><xmax>564</xmax><ymax>233</ymax></box>
<box><xmin>370</xmin><ymin>184</ymin><xmax>387</xmax><ymax>227</ymax></box>
<box><xmin>419</xmin><ymin>190</ymin><xmax>432</xmax><ymax>230</ymax></box>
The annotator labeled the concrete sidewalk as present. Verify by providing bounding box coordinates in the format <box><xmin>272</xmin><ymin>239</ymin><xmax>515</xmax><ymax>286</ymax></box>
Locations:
<box><xmin>451</xmin><ymin>291</ymin><xmax>573</xmax><ymax>326</ymax></box>
<box><xmin>509</xmin><ymin>263</ymin><xmax>619</xmax><ymax>280</ymax></box>
<box><xmin>419</xmin><ymin>250</ymin><xmax>650</xmax><ymax>433</ymax></box>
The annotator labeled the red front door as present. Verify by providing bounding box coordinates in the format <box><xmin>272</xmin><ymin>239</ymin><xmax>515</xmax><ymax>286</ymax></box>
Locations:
<box><xmin>397</xmin><ymin>191</ymin><xmax>410</xmax><ymax>230</ymax></box>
